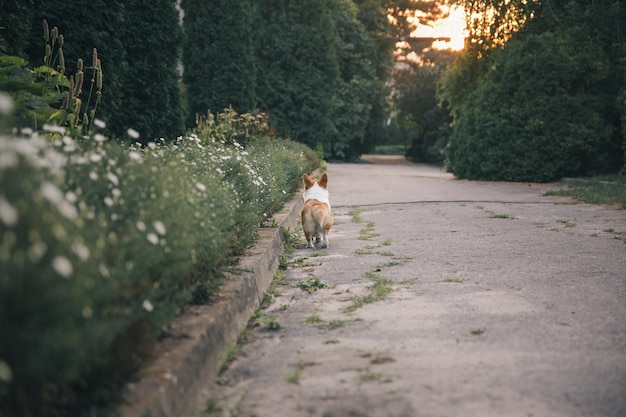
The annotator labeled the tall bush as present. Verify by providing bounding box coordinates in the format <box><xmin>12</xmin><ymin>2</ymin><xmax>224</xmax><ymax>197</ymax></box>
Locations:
<box><xmin>181</xmin><ymin>0</ymin><xmax>256</xmax><ymax>127</ymax></box>
<box><xmin>255</xmin><ymin>0</ymin><xmax>338</xmax><ymax>151</ymax></box>
<box><xmin>24</xmin><ymin>0</ymin><xmax>128</xmax><ymax>138</ymax></box>
<box><xmin>114</xmin><ymin>0</ymin><xmax>185</xmax><ymax>143</ymax></box>
<box><xmin>0</xmin><ymin>105</ymin><xmax>318</xmax><ymax>416</ymax></box>
<box><xmin>442</xmin><ymin>0</ymin><xmax>625</xmax><ymax>181</ymax></box>
<box><xmin>326</xmin><ymin>0</ymin><xmax>377</xmax><ymax>160</ymax></box>
<box><xmin>447</xmin><ymin>29</ymin><xmax>620</xmax><ymax>181</ymax></box>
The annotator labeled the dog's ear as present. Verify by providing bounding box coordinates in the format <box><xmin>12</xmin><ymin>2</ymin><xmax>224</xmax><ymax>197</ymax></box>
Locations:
<box><xmin>303</xmin><ymin>173</ymin><xmax>314</xmax><ymax>188</ymax></box>
<box><xmin>319</xmin><ymin>173</ymin><xmax>328</xmax><ymax>188</ymax></box>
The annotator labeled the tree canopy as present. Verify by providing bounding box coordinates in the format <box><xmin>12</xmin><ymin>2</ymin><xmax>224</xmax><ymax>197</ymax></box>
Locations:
<box><xmin>439</xmin><ymin>0</ymin><xmax>625</xmax><ymax>181</ymax></box>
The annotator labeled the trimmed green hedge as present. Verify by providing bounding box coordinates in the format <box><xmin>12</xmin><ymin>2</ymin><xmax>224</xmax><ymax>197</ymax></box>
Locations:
<box><xmin>0</xmin><ymin>127</ymin><xmax>318</xmax><ymax>416</ymax></box>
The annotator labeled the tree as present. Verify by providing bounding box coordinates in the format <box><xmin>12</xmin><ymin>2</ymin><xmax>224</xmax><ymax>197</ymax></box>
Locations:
<box><xmin>443</xmin><ymin>0</ymin><xmax>625</xmax><ymax>181</ymax></box>
<box><xmin>326</xmin><ymin>0</ymin><xmax>379</xmax><ymax>160</ymax></box>
<box><xmin>394</xmin><ymin>49</ymin><xmax>457</xmax><ymax>163</ymax></box>
<box><xmin>24</xmin><ymin>0</ymin><xmax>128</xmax><ymax>137</ymax></box>
<box><xmin>181</xmin><ymin>0</ymin><xmax>256</xmax><ymax>128</ymax></box>
<box><xmin>116</xmin><ymin>0</ymin><xmax>185</xmax><ymax>142</ymax></box>
<box><xmin>255</xmin><ymin>0</ymin><xmax>338</xmax><ymax>151</ymax></box>
<box><xmin>0</xmin><ymin>0</ymin><xmax>35</xmax><ymax>55</ymax></box>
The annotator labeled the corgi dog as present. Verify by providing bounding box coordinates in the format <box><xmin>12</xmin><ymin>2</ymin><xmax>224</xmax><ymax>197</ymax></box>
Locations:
<box><xmin>301</xmin><ymin>173</ymin><xmax>334</xmax><ymax>249</ymax></box>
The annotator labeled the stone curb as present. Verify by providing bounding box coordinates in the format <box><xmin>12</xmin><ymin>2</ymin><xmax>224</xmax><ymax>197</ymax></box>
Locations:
<box><xmin>119</xmin><ymin>190</ymin><xmax>303</xmax><ymax>417</ymax></box>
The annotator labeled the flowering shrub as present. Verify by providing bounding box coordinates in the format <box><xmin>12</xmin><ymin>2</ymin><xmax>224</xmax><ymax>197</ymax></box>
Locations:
<box><xmin>0</xmin><ymin>122</ymin><xmax>318</xmax><ymax>416</ymax></box>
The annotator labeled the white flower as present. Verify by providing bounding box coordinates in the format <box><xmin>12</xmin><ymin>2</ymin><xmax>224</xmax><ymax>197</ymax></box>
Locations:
<box><xmin>147</xmin><ymin>142</ymin><xmax>156</xmax><ymax>150</ymax></box>
<box><xmin>89</xmin><ymin>171</ymin><xmax>98</xmax><ymax>180</ymax></box>
<box><xmin>72</xmin><ymin>243</ymin><xmax>90</xmax><ymax>261</ymax></box>
<box><xmin>146</xmin><ymin>233</ymin><xmax>159</xmax><ymax>245</ymax></box>
<box><xmin>154</xmin><ymin>221</ymin><xmax>167</xmax><ymax>236</ymax></box>
<box><xmin>136</xmin><ymin>221</ymin><xmax>146</xmax><ymax>231</ymax></box>
<box><xmin>93</xmin><ymin>133</ymin><xmax>106</xmax><ymax>143</ymax></box>
<box><xmin>52</xmin><ymin>255</ymin><xmax>73</xmax><ymax>278</ymax></box>
<box><xmin>65</xmin><ymin>191</ymin><xmax>78</xmax><ymax>203</ymax></box>
<box><xmin>82</xmin><ymin>306</ymin><xmax>93</xmax><ymax>319</ymax></box>
<box><xmin>0</xmin><ymin>359</ymin><xmax>12</xmax><ymax>383</ymax></box>
<box><xmin>41</xmin><ymin>183</ymin><xmax>78</xmax><ymax>220</ymax></box>
<box><xmin>112</xmin><ymin>188</ymin><xmax>121</xmax><ymax>198</ymax></box>
<box><xmin>0</xmin><ymin>196</ymin><xmax>18</xmax><ymax>226</ymax></box>
<box><xmin>0</xmin><ymin>152</ymin><xmax>18</xmax><ymax>169</ymax></box>
<box><xmin>107</xmin><ymin>172</ymin><xmax>119</xmax><ymax>186</ymax></box>
<box><xmin>90</xmin><ymin>153</ymin><xmax>102</xmax><ymax>162</ymax></box>
<box><xmin>129</xmin><ymin>151</ymin><xmax>142</xmax><ymax>161</ymax></box>
<box><xmin>43</xmin><ymin>124</ymin><xmax>66</xmax><ymax>134</ymax></box>
<box><xmin>93</xmin><ymin>118</ymin><xmax>106</xmax><ymax>129</ymax></box>
<box><xmin>142</xmin><ymin>299</ymin><xmax>154</xmax><ymax>312</ymax></box>
<box><xmin>195</xmin><ymin>182</ymin><xmax>206</xmax><ymax>192</ymax></box>
<box><xmin>41</xmin><ymin>182</ymin><xmax>63</xmax><ymax>203</ymax></box>
<box><xmin>28</xmin><ymin>241</ymin><xmax>47</xmax><ymax>262</ymax></box>
<box><xmin>104</xmin><ymin>197</ymin><xmax>114</xmax><ymax>207</ymax></box>
<box><xmin>0</xmin><ymin>92</ymin><xmax>14</xmax><ymax>116</ymax></box>
<box><xmin>98</xmin><ymin>263</ymin><xmax>110</xmax><ymax>277</ymax></box>
<box><xmin>127</xmin><ymin>128</ymin><xmax>140</xmax><ymax>139</ymax></box>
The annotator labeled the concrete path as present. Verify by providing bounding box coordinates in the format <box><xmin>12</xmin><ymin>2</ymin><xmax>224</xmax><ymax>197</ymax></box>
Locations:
<box><xmin>203</xmin><ymin>160</ymin><xmax>626</xmax><ymax>417</ymax></box>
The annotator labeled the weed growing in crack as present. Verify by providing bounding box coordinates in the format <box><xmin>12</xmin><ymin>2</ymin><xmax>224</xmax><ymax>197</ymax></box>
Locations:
<box><xmin>305</xmin><ymin>312</ymin><xmax>324</xmax><ymax>324</ymax></box>
<box><xmin>283</xmin><ymin>226</ymin><xmax>303</xmax><ymax>252</ymax></box>
<box><xmin>349</xmin><ymin>208</ymin><xmax>364</xmax><ymax>223</ymax></box>
<box><xmin>327</xmin><ymin>318</ymin><xmax>357</xmax><ymax>330</ymax></box>
<box><xmin>359</xmin><ymin>221</ymin><xmax>380</xmax><ymax>240</ymax></box>
<box><xmin>295</xmin><ymin>276</ymin><xmax>333</xmax><ymax>292</ymax></box>
<box><xmin>354</xmin><ymin>247</ymin><xmax>377</xmax><ymax>255</ymax></box>
<box><xmin>442</xmin><ymin>277</ymin><xmax>464</xmax><ymax>283</ymax></box>
<box><xmin>286</xmin><ymin>367</ymin><xmax>302</xmax><ymax>384</ymax></box>
<box><xmin>357</xmin><ymin>369</ymin><xmax>391</xmax><ymax>383</ymax></box>
<box><xmin>220</xmin><ymin>343</ymin><xmax>243</xmax><ymax>374</ymax></box>
<box><xmin>286</xmin><ymin>361</ymin><xmax>317</xmax><ymax>385</ymax></box>
<box><xmin>343</xmin><ymin>281</ymin><xmax>392</xmax><ymax>314</ymax></box>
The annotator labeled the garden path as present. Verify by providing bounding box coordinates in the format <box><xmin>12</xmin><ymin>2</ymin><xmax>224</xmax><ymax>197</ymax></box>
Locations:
<box><xmin>201</xmin><ymin>158</ymin><xmax>626</xmax><ymax>417</ymax></box>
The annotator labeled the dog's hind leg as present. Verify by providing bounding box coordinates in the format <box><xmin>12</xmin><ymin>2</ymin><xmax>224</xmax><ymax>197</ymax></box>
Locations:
<box><xmin>305</xmin><ymin>232</ymin><xmax>315</xmax><ymax>248</ymax></box>
<box><xmin>321</xmin><ymin>231</ymin><xmax>329</xmax><ymax>249</ymax></box>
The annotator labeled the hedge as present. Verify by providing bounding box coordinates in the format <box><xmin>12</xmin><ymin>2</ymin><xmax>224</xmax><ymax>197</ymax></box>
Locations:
<box><xmin>0</xmin><ymin>119</ymin><xmax>319</xmax><ymax>416</ymax></box>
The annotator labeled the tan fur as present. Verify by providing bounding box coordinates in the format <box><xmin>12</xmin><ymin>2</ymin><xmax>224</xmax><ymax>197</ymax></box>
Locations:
<box><xmin>301</xmin><ymin>173</ymin><xmax>333</xmax><ymax>248</ymax></box>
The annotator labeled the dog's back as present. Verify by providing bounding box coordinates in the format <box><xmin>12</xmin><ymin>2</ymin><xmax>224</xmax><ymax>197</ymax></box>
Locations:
<box><xmin>301</xmin><ymin>173</ymin><xmax>333</xmax><ymax>248</ymax></box>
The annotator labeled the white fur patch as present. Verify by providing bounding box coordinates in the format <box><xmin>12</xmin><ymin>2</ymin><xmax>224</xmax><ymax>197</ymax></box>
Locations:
<box><xmin>303</xmin><ymin>183</ymin><xmax>331</xmax><ymax>210</ymax></box>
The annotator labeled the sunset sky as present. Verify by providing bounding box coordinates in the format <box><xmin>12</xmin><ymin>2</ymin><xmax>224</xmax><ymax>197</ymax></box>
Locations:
<box><xmin>411</xmin><ymin>5</ymin><xmax>467</xmax><ymax>51</ymax></box>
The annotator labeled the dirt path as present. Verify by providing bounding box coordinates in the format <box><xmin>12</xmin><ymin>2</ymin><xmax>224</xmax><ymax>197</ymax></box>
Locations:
<box><xmin>200</xmin><ymin>161</ymin><xmax>626</xmax><ymax>417</ymax></box>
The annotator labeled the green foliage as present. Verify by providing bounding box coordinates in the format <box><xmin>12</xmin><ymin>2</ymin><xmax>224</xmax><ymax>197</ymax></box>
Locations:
<box><xmin>24</xmin><ymin>1</ymin><xmax>129</xmax><ymax>139</ymax></box>
<box><xmin>0</xmin><ymin>110</ymin><xmax>317</xmax><ymax>416</ymax></box>
<box><xmin>394</xmin><ymin>50</ymin><xmax>458</xmax><ymax>164</ymax></box>
<box><xmin>115</xmin><ymin>0</ymin><xmax>185</xmax><ymax>143</ymax></box>
<box><xmin>326</xmin><ymin>0</ymin><xmax>377</xmax><ymax>160</ymax></box>
<box><xmin>0</xmin><ymin>24</ymin><xmax>102</xmax><ymax>137</ymax></box>
<box><xmin>182</xmin><ymin>0</ymin><xmax>256</xmax><ymax>127</ymax></box>
<box><xmin>441</xmin><ymin>0</ymin><xmax>625</xmax><ymax>181</ymax></box>
<box><xmin>545</xmin><ymin>175</ymin><xmax>626</xmax><ymax>209</ymax></box>
<box><xmin>0</xmin><ymin>0</ymin><xmax>35</xmax><ymax>56</ymax></box>
<box><xmin>15</xmin><ymin>1</ymin><xmax>184</xmax><ymax>142</ymax></box>
<box><xmin>255</xmin><ymin>0</ymin><xmax>339</xmax><ymax>151</ymax></box>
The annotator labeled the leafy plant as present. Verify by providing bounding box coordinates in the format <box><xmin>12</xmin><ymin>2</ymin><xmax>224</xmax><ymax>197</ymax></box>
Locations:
<box><xmin>0</xmin><ymin>21</ymin><xmax>102</xmax><ymax>137</ymax></box>
<box><xmin>296</xmin><ymin>276</ymin><xmax>332</xmax><ymax>292</ymax></box>
<box><xmin>0</xmin><ymin>120</ymin><xmax>317</xmax><ymax>417</ymax></box>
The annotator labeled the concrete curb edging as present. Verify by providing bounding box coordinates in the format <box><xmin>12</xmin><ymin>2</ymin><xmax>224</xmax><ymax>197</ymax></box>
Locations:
<box><xmin>119</xmin><ymin>191</ymin><xmax>303</xmax><ymax>417</ymax></box>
